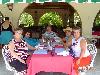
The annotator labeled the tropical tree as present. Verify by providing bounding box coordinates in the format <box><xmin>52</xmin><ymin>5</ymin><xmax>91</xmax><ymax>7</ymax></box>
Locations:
<box><xmin>19</xmin><ymin>12</ymin><xmax>34</xmax><ymax>27</ymax></box>
<box><xmin>39</xmin><ymin>12</ymin><xmax>63</xmax><ymax>27</ymax></box>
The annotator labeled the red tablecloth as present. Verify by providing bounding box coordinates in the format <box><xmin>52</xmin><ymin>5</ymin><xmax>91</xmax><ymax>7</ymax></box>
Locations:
<box><xmin>27</xmin><ymin>54</ymin><xmax>75</xmax><ymax>75</ymax></box>
<box><xmin>92</xmin><ymin>31</ymin><xmax>100</xmax><ymax>36</ymax></box>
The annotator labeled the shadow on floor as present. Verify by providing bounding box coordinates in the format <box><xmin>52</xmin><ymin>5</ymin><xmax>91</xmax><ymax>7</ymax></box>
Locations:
<box><xmin>36</xmin><ymin>71</ymin><xmax>67</xmax><ymax>75</ymax></box>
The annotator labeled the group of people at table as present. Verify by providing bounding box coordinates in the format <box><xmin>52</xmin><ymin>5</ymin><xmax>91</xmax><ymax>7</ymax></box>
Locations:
<box><xmin>0</xmin><ymin>17</ymin><xmax>91</xmax><ymax>75</ymax></box>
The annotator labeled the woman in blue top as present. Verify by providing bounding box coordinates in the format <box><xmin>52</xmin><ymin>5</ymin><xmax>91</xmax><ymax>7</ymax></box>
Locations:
<box><xmin>0</xmin><ymin>17</ymin><xmax>14</xmax><ymax>45</ymax></box>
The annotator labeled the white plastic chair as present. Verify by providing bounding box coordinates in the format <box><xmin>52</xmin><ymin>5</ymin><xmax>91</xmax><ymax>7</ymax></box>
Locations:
<box><xmin>2</xmin><ymin>45</ymin><xmax>26</xmax><ymax>75</ymax></box>
<box><xmin>78</xmin><ymin>44</ymin><xmax>97</xmax><ymax>73</ymax></box>
<box><xmin>2</xmin><ymin>45</ymin><xmax>15</xmax><ymax>71</ymax></box>
<box><xmin>87</xmin><ymin>44</ymin><xmax>97</xmax><ymax>68</ymax></box>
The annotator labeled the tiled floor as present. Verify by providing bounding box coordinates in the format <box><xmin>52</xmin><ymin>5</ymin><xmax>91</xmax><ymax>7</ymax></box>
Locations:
<box><xmin>0</xmin><ymin>49</ymin><xmax>100</xmax><ymax>75</ymax></box>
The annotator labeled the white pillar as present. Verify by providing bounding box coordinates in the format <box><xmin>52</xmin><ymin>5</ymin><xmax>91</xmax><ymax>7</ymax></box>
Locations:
<box><xmin>70</xmin><ymin>3</ymin><xmax>100</xmax><ymax>38</ymax></box>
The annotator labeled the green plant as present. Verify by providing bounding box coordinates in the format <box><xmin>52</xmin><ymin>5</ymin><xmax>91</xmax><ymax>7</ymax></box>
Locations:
<box><xmin>39</xmin><ymin>12</ymin><xmax>63</xmax><ymax>27</ymax></box>
<box><xmin>19</xmin><ymin>12</ymin><xmax>34</xmax><ymax>27</ymax></box>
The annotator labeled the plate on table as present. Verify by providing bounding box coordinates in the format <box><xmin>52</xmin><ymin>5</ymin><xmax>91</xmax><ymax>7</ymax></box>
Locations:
<box><xmin>33</xmin><ymin>49</ymin><xmax>48</xmax><ymax>54</ymax></box>
<box><xmin>56</xmin><ymin>50</ymin><xmax>69</xmax><ymax>56</ymax></box>
<box><xmin>55</xmin><ymin>48</ymin><xmax>65</xmax><ymax>53</ymax></box>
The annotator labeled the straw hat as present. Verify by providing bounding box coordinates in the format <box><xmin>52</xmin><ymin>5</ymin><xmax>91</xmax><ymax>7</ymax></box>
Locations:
<box><xmin>63</xmin><ymin>27</ymin><xmax>72</xmax><ymax>32</ymax></box>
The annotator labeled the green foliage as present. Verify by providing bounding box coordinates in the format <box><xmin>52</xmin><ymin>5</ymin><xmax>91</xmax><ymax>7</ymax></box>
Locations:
<box><xmin>74</xmin><ymin>12</ymin><xmax>81</xmax><ymax>24</ymax></box>
<box><xmin>39</xmin><ymin>12</ymin><xmax>63</xmax><ymax>27</ymax></box>
<box><xmin>95</xmin><ymin>13</ymin><xmax>100</xmax><ymax>26</ymax></box>
<box><xmin>19</xmin><ymin>12</ymin><xmax>34</xmax><ymax>27</ymax></box>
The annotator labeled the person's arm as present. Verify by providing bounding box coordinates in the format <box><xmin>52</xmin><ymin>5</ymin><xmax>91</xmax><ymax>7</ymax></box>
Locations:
<box><xmin>61</xmin><ymin>38</ymin><xmax>67</xmax><ymax>49</ymax></box>
<box><xmin>61</xmin><ymin>37</ymin><xmax>72</xmax><ymax>50</ymax></box>
<box><xmin>1</xmin><ymin>23</ymin><xmax>3</xmax><ymax>31</ymax></box>
<box><xmin>0</xmin><ymin>25</ymin><xmax>2</xmax><ymax>31</ymax></box>
<box><xmin>8</xmin><ymin>42</ymin><xmax>25</xmax><ymax>64</ymax></box>
<box><xmin>76</xmin><ymin>39</ymin><xmax>87</xmax><ymax>65</ymax></box>
<box><xmin>10</xmin><ymin>22</ymin><xmax>14</xmax><ymax>32</ymax></box>
<box><xmin>68</xmin><ymin>36</ymin><xmax>72</xmax><ymax>42</ymax></box>
<box><xmin>27</xmin><ymin>43</ymin><xmax>37</xmax><ymax>50</ymax></box>
<box><xmin>80</xmin><ymin>39</ymin><xmax>87</xmax><ymax>59</ymax></box>
<box><xmin>66</xmin><ymin>38</ymin><xmax>72</xmax><ymax>48</ymax></box>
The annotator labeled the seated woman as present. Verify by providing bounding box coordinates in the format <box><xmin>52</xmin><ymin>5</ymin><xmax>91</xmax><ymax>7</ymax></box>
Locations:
<box><xmin>7</xmin><ymin>28</ymin><xmax>37</xmax><ymax>74</ymax></box>
<box><xmin>43</xmin><ymin>25</ymin><xmax>58</xmax><ymax>41</ymax></box>
<box><xmin>67</xmin><ymin>26</ymin><xmax>91</xmax><ymax>75</ymax></box>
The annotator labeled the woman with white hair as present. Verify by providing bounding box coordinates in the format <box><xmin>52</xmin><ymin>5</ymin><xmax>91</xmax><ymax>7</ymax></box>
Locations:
<box><xmin>6</xmin><ymin>28</ymin><xmax>37</xmax><ymax>75</ymax></box>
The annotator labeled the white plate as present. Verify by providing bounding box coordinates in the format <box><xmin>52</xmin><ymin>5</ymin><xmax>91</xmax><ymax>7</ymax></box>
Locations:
<box><xmin>33</xmin><ymin>49</ymin><xmax>48</xmax><ymax>54</ymax></box>
<box><xmin>57</xmin><ymin>50</ymin><xmax>69</xmax><ymax>56</ymax></box>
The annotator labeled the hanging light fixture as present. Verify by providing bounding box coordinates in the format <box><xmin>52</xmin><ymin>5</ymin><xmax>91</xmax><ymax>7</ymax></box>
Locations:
<box><xmin>7</xmin><ymin>3</ymin><xmax>13</xmax><ymax>11</ymax></box>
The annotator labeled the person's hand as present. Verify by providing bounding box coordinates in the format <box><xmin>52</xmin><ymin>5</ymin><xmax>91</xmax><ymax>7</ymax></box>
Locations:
<box><xmin>76</xmin><ymin>59</ymin><xmax>81</xmax><ymax>65</ymax></box>
<box><xmin>65</xmin><ymin>47</ymin><xmax>69</xmax><ymax>51</ymax></box>
<box><xmin>20</xmin><ymin>59</ymin><xmax>26</xmax><ymax>64</ymax></box>
<box><xmin>33</xmin><ymin>47</ymin><xmax>38</xmax><ymax>50</ymax></box>
<box><xmin>8</xmin><ymin>41</ymin><xmax>15</xmax><ymax>50</ymax></box>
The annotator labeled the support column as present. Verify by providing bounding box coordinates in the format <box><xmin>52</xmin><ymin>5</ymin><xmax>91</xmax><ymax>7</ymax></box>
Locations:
<box><xmin>61</xmin><ymin>12</ymin><xmax>69</xmax><ymax>27</ymax></box>
<box><xmin>69</xmin><ymin>13</ymin><xmax>74</xmax><ymax>27</ymax></box>
<box><xmin>33</xmin><ymin>10</ymin><xmax>40</xmax><ymax>26</ymax></box>
<box><xmin>70</xmin><ymin>3</ymin><xmax>100</xmax><ymax>38</ymax></box>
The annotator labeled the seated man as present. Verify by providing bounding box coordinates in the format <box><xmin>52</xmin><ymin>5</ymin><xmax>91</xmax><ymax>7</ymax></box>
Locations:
<box><xmin>23</xmin><ymin>31</ymin><xmax>39</xmax><ymax>47</ymax></box>
<box><xmin>63</xmin><ymin>27</ymin><xmax>73</xmax><ymax>43</ymax></box>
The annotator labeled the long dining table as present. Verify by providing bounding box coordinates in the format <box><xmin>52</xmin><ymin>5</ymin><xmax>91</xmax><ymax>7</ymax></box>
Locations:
<box><xmin>27</xmin><ymin>53</ymin><xmax>75</xmax><ymax>75</ymax></box>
